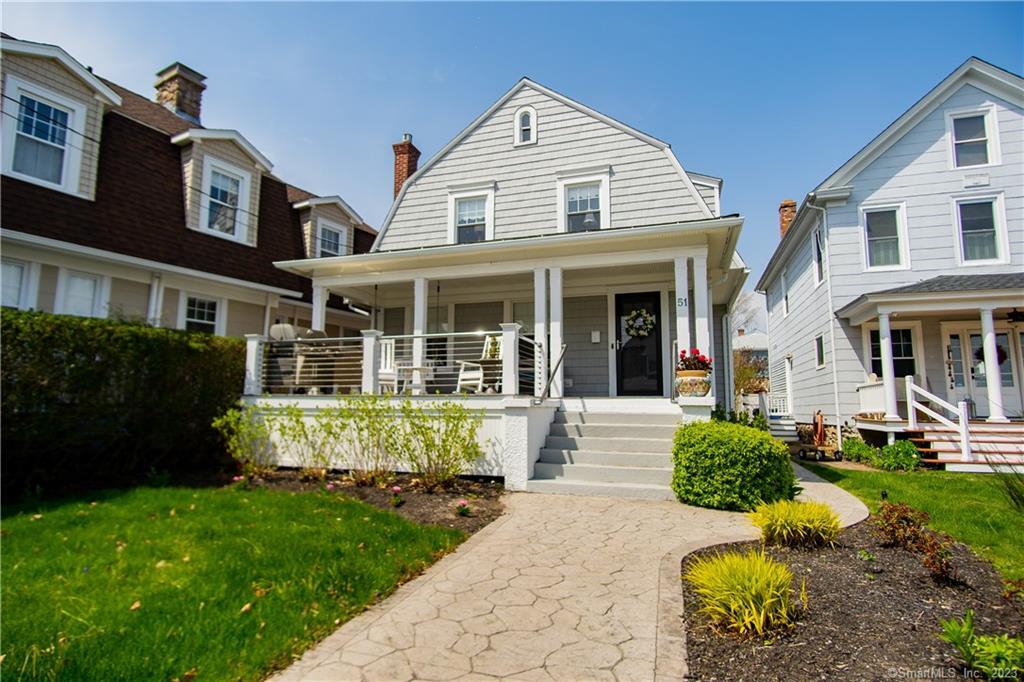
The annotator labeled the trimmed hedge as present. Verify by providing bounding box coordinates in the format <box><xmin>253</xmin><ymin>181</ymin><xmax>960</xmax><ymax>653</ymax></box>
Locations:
<box><xmin>2</xmin><ymin>309</ymin><xmax>244</xmax><ymax>498</ymax></box>
<box><xmin>672</xmin><ymin>421</ymin><xmax>796</xmax><ymax>511</ymax></box>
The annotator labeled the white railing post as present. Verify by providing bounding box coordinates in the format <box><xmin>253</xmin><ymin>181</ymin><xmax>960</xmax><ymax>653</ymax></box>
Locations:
<box><xmin>243</xmin><ymin>334</ymin><xmax>264</xmax><ymax>396</ymax></box>
<box><xmin>361</xmin><ymin>330</ymin><xmax>382</xmax><ymax>395</ymax></box>
<box><xmin>500</xmin><ymin>322</ymin><xmax>521</xmax><ymax>396</ymax></box>
<box><xmin>958</xmin><ymin>400</ymin><xmax>971</xmax><ymax>462</ymax></box>
<box><xmin>905</xmin><ymin>376</ymin><xmax>918</xmax><ymax>429</ymax></box>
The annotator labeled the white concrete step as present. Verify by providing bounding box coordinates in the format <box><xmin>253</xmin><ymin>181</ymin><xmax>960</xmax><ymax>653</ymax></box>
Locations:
<box><xmin>539</xmin><ymin>448</ymin><xmax>673</xmax><ymax>468</ymax></box>
<box><xmin>549</xmin><ymin>423</ymin><xmax>678</xmax><ymax>439</ymax></box>
<box><xmin>544</xmin><ymin>435</ymin><xmax>672</xmax><ymax>454</ymax></box>
<box><xmin>533</xmin><ymin>462</ymin><xmax>671</xmax><ymax>486</ymax></box>
<box><xmin>555</xmin><ymin>411</ymin><xmax>682</xmax><ymax>426</ymax></box>
<box><xmin>525</xmin><ymin>478</ymin><xmax>676</xmax><ymax>501</ymax></box>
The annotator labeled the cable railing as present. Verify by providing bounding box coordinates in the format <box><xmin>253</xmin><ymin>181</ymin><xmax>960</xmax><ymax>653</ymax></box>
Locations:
<box><xmin>262</xmin><ymin>335</ymin><xmax>364</xmax><ymax>395</ymax></box>
<box><xmin>518</xmin><ymin>335</ymin><xmax>542</xmax><ymax>397</ymax></box>
<box><xmin>378</xmin><ymin>331</ymin><xmax>506</xmax><ymax>395</ymax></box>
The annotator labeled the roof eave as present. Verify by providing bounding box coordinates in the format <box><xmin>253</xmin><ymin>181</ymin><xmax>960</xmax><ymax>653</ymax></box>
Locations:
<box><xmin>1</xmin><ymin>37</ymin><xmax>122</xmax><ymax>106</ymax></box>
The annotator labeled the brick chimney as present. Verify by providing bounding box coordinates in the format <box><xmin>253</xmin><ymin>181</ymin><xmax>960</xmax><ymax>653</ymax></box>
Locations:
<box><xmin>737</xmin><ymin>328</ymin><xmax>746</xmax><ymax>337</ymax></box>
<box><xmin>779</xmin><ymin>199</ymin><xmax>797</xmax><ymax>238</ymax></box>
<box><xmin>392</xmin><ymin>133</ymin><xmax>420</xmax><ymax>198</ymax></box>
<box><xmin>154</xmin><ymin>62</ymin><xmax>206</xmax><ymax>125</ymax></box>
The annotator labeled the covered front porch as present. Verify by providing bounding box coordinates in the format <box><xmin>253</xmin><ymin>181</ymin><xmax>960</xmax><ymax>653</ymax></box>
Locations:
<box><xmin>253</xmin><ymin>219</ymin><xmax>747</xmax><ymax>408</ymax></box>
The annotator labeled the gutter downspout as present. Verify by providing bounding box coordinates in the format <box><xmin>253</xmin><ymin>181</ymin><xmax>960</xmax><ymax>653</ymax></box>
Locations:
<box><xmin>805</xmin><ymin>193</ymin><xmax>844</xmax><ymax>436</ymax></box>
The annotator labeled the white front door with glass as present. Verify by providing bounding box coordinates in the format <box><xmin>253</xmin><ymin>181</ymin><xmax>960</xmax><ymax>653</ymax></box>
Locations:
<box><xmin>943</xmin><ymin>324</ymin><xmax>1023</xmax><ymax>419</ymax></box>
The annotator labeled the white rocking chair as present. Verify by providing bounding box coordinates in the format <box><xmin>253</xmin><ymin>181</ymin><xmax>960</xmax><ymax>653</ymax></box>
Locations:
<box><xmin>456</xmin><ymin>335</ymin><xmax>502</xmax><ymax>394</ymax></box>
<box><xmin>378</xmin><ymin>339</ymin><xmax>401</xmax><ymax>393</ymax></box>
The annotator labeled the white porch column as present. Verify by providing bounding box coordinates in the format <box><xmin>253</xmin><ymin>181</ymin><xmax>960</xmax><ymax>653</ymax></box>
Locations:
<box><xmin>146</xmin><ymin>273</ymin><xmax>164</xmax><ymax>327</ymax></box>
<box><xmin>412</xmin><ymin>277</ymin><xmax>428</xmax><ymax>394</ymax></box>
<box><xmin>673</xmin><ymin>256</ymin><xmax>691</xmax><ymax>356</ymax></box>
<box><xmin>311</xmin><ymin>285</ymin><xmax>328</xmax><ymax>331</ymax></box>
<box><xmin>361</xmin><ymin>329</ymin><xmax>382</xmax><ymax>395</ymax></box>
<box><xmin>693</xmin><ymin>254</ymin><xmax>710</xmax><ymax>355</ymax></box>
<box><xmin>243</xmin><ymin>334</ymin><xmax>264</xmax><ymax>396</ymax></box>
<box><xmin>500</xmin><ymin>322</ymin><xmax>521</xmax><ymax>396</ymax></box>
<box><xmin>549</xmin><ymin>267</ymin><xmax>564</xmax><ymax>398</ymax></box>
<box><xmin>878</xmin><ymin>312</ymin><xmax>900</xmax><ymax>420</ymax></box>
<box><xmin>533</xmin><ymin>268</ymin><xmax>548</xmax><ymax>398</ymax></box>
<box><xmin>980</xmin><ymin>306</ymin><xmax>1008</xmax><ymax>422</ymax></box>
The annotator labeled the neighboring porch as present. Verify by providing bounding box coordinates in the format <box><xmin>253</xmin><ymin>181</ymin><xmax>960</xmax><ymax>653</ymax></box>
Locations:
<box><xmin>836</xmin><ymin>274</ymin><xmax>1024</xmax><ymax>470</ymax></box>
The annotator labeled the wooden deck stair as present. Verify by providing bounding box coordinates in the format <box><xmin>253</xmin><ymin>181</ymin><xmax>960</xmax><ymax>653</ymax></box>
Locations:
<box><xmin>907</xmin><ymin>423</ymin><xmax>1024</xmax><ymax>472</ymax></box>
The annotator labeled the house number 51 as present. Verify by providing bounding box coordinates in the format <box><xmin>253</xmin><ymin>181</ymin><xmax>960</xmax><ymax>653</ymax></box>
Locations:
<box><xmin>676</xmin><ymin>297</ymin><xmax>688</xmax><ymax>307</ymax></box>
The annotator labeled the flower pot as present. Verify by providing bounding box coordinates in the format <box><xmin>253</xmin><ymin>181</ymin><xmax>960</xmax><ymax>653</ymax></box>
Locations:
<box><xmin>675</xmin><ymin>370</ymin><xmax>710</xmax><ymax>397</ymax></box>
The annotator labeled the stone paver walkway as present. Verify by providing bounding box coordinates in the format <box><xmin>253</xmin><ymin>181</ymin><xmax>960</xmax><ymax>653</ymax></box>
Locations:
<box><xmin>275</xmin><ymin>465</ymin><xmax>867</xmax><ymax>681</ymax></box>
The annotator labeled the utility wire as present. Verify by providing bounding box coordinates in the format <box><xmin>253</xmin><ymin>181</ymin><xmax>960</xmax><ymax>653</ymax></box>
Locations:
<box><xmin>2</xmin><ymin>93</ymin><xmax>104</xmax><ymax>145</ymax></box>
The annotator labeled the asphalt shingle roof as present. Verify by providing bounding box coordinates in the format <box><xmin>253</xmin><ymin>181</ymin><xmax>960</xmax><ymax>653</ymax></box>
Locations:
<box><xmin>876</xmin><ymin>273</ymin><xmax>1024</xmax><ymax>295</ymax></box>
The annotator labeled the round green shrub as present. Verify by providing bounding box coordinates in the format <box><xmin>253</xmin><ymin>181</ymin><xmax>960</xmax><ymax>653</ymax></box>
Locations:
<box><xmin>672</xmin><ymin>421</ymin><xmax>797</xmax><ymax>511</ymax></box>
<box><xmin>841</xmin><ymin>437</ymin><xmax>880</xmax><ymax>465</ymax></box>
<box><xmin>877</xmin><ymin>440</ymin><xmax>920</xmax><ymax>471</ymax></box>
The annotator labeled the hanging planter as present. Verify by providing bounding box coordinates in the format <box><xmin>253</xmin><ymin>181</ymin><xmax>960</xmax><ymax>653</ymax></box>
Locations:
<box><xmin>624</xmin><ymin>309</ymin><xmax>656</xmax><ymax>338</ymax></box>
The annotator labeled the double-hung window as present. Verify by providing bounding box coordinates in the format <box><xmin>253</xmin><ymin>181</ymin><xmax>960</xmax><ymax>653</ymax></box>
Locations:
<box><xmin>956</xmin><ymin>199</ymin><xmax>999</xmax><ymax>262</ymax></box>
<box><xmin>863</xmin><ymin>207</ymin><xmax>904</xmax><ymax>269</ymax></box>
<box><xmin>13</xmin><ymin>95</ymin><xmax>70</xmax><ymax>185</ymax></box>
<box><xmin>185</xmin><ymin>296</ymin><xmax>218</xmax><ymax>334</ymax></box>
<box><xmin>566</xmin><ymin>183</ymin><xmax>601</xmax><ymax>232</ymax></box>
<box><xmin>812</xmin><ymin>228</ymin><xmax>825</xmax><ymax>284</ymax></box>
<box><xmin>56</xmin><ymin>269</ymin><xmax>106</xmax><ymax>318</ymax></box>
<box><xmin>870</xmin><ymin>328</ymin><xmax>916</xmax><ymax>378</ymax></box>
<box><xmin>2</xmin><ymin>260</ymin><xmax>28</xmax><ymax>309</ymax></box>
<box><xmin>199</xmin><ymin>158</ymin><xmax>251</xmax><ymax>243</ymax></box>
<box><xmin>780</xmin><ymin>270</ymin><xmax>789</xmax><ymax>317</ymax></box>
<box><xmin>815</xmin><ymin>335</ymin><xmax>826</xmax><ymax>368</ymax></box>
<box><xmin>951</xmin><ymin>114</ymin><xmax>989</xmax><ymax>168</ymax></box>
<box><xmin>455</xmin><ymin>197</ymin><xmax>487</xmax><ymax>243</ymax></box>
<box><xmin>207</xmin><ymin>170</ymin><xmax>241</xmax><ymax>235</ymax></box>
<box><xmin>513</xmin><ymin>105</ymin><xmax>537</xmax><ymax>146</ymax></box>
<box><xmin>317</xmin><ymin>219</ymin><xmax>347</xmax><ymax>257</ymax></box>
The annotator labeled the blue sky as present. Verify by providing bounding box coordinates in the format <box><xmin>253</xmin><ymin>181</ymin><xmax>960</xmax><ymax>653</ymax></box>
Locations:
<box><xmin>4</xmin><ymin>2</ymin><xmax>1022</xmax><ymax>304</ymax></box>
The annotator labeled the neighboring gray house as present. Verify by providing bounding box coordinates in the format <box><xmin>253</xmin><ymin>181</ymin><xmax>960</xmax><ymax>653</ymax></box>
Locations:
<box><xmin>756</xmin><ymin>57</ymin><xmax>1023</xmax><ymax>463</ymax></box>
<box><xmin>253</xmin><ymin>77</ymin><xmax>750</xmax><ymax>497</ymax></box>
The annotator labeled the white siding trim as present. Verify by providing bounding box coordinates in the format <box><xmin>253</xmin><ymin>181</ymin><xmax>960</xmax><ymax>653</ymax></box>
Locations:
<box><xmin>512</xmin><ymin>105</ymin><xmax>538</xmax><ymax>147</ymax></box>
<box><xmin>949</xmin><ymin>191</ymin><xmax>1010</xmax><ymax>267</ymax></box>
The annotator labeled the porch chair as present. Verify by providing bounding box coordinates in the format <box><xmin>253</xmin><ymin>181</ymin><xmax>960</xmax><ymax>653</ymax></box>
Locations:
<box><xmin>378</xmin><ymin>339</ymin><xmax>400</xmax><ymax>393</ymax></box>
<box><xmin>456</xmin><ymin>335</ymin><xmax>502</xmax><ymax>394</ymax></box>
<box><xmin>266</xmin><ymin>323</ymin><xmax>300</xmax><ymax>393</ymax></box>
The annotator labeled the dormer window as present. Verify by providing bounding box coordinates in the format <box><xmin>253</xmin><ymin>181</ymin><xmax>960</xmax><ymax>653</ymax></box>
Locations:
<box><xmin>2</xmin><ymin>76</ymin><xmax>87</xmax><ymax>196</ymax></box>
<box><xmin>316</xmin><ymin>218</ymin><xmax>349</xmax><ymax>257</ymax></box>
<box><xmin>198</xmin><ymin>157</ymin><xmax>252</xmax><ymax>244</ymax></box>
<box><xmin>512</xmin><ymin>105</ymin><xmax>537</xmax><ymax>147</ymax></box>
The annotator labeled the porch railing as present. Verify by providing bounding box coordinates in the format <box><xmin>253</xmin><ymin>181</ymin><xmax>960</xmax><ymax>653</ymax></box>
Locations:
<box><xmin>905</xmin><ymin>376</ymin><xmax>971</xmax><ymax>461</ymax></box>
<box><xmin>245</xmin><ymin>323</ymin><xmax>548</xmax><ymax>398</ymax></box>
<box><xmin>767</xmin><ymin>393</ymin><xmax>790</xmax><ymax>417</ymax></box>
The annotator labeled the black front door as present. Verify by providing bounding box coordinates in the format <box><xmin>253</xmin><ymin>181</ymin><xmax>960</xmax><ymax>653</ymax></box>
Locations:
<box><xmin>615</xmin><ymin>292</ymin><xmax>663</xmax><ymax>396</ymax></box>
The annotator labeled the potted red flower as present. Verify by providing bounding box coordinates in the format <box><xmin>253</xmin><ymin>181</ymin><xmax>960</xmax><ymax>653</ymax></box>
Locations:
<box><xmin>676</xmin><ymin>348</ymin><xmax>712</xmax><ymax>397</ymax></box>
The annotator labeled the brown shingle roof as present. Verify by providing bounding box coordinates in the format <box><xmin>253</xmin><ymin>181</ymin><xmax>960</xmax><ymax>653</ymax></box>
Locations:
<box><xmin>286</xmin><ymin>184</ymin><xmax>317</xmax><ymax>204</ymax></box>
<box><xmin>100</xmin><ymin>78</ymin><xmax>194</xmax><ymax>136</ymax></box>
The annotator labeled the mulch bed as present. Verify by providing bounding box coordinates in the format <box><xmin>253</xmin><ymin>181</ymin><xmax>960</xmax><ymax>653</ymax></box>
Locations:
<box><xmin>246</xmin><ymin>470</ymin><xmax>505</xmax><ymax>535</ymax></box>
<box><xmin>681</xmin><ymin>521</ymin><xmax>1023</xmax><ymax>681</ymax></box>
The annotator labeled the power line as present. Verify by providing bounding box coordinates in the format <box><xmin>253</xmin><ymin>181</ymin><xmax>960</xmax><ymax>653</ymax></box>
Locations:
<box><xmin>2</xmin><ymin>93</ymin><xmax>104</xmax><ymax>146</ymax></box>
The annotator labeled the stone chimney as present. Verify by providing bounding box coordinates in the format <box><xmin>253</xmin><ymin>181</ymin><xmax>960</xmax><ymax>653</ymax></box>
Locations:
<box><xmin>154</xmin><ymin>62</ymin><xmax>206</xmax><ymax>125</ymax></box>
<box><xmin>392</xmin><ymin>133</ymin><xmax>421</xmax><ymax>198</ymax></box>
<box><xmin>779</xmin><ymin>199</ymin><xmax>797</xmax><ymax>238</ymax></box>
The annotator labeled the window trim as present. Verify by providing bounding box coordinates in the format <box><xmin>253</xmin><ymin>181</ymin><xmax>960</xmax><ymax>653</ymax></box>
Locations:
<box><xmin>780</xmin><ymin>269</ymin><xmax>789</xmax><ymax>318</ymax></box>
<box><xmin>54</xmin><ymin>267</ymin><xmax>110</xmax><ymax>318</ymax></box>
<box><xmin>177</xmin><ymin>291</ymin><xmax>227</xmax><ymax>336</ymax></box>
<box><xmin>512</xmin><ymin>105</ymin><xmax>538</xmax><ymax>147</ymax></box>
<box><xmin>814</xmin><ymin>334</ymin><xmax>826</xmax><ymax>369</ymax></box>
<box><xmin>315</xmin><ymin>217</ymin><xmax>350</xmax><ymax>258</ymax></box>
<box><xmin>556</xmin><ymin>165</ymin><xmax>611</xmax><ymax>233</ymax></box>
<box><xmin>812</xmin><ymin>227</ymin><xmax>825</xmax><ymax>286</ymax></box>
<box><xmin>859</xmin><ymin>202</ymin><xmax>910</xmax><ymax>272</ymax></box>
<box><xmin>446</xmin><ymin>181</ymin><xmax>495</xmax><ymax>245</ymax></box>
<box><xmin>198</xmin><ymin>156</ymin><xmax>252</xmax><ymax>245</ymax></box>
<box><xmin>1</xmin><ymin>75</ymin><xmax>87</xmax><ymax>197</ymax></box>
<box><xmin>860</xmin><ymin>320</ymin><xmax>927</xmax><ymax>384</ymax></box>
<box><xmin>950</xmin><ymin>192</ymin><xmax>1009</xmax><ymax>266</ymax></box>
<box><xmin>944</xmin><ymin>105</ymin><xmax>1000</xmax><ymax>170</ymax></box>
<box><xmin>1</xmin><ymin>258</ymin><xmax>40</xmax><ymax>310</ymax></box>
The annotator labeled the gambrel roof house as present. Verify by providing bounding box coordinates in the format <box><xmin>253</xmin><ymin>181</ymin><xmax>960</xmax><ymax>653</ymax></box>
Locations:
<box><xmin>755</xmin><ymin>57</ymin><xmax>1024</xmax><ymax>471</ymax></box>
<box><xmin>258</xmin><ymin>77</ymin><xmax>750</xmax><ymax>497</ymax></box>
<box><xmin>0</xmin><ymin>34</ymin><xmax>374</xmax><ymax>337</ymax></box>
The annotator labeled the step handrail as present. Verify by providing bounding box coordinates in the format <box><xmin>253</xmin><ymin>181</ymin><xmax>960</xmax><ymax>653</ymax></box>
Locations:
<box><xmin>905</xmin><ymin>376</ymin><xmax>971</xmax><ymax>462</ymax></box>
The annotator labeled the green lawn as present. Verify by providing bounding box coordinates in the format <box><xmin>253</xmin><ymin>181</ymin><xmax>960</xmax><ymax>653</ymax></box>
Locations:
<box><xmin>1</xmin><ymin>485</ymin><xmax>463</xmax><ymax>681</ymax></box>
<box><xmin>804</xmin><ymin>464</ymin><xmax>1023</xmax><ymax>580</ymax></box>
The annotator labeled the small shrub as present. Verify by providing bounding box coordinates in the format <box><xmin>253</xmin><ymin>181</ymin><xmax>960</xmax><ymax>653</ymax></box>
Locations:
<box><xmin>339</xmin><ymin>396</ymin><xmax>396</xmax><ymax>486</ymax></box>
<box><xmin>842</xmin><ymin>437</ymin><xmax>880</xmax><ymax>465</ymax></box>
<box><xmin>395</xmin><ymin>400</ymin><xmax>484</xmax><ymax>490</ymax></box>
<box><xmin>684</xmin><ymin>549</ymin><xmax>799</xmax><ymax>638</ymax></box>
<box><xmin>273</xmin><ymin>403</ymin><xmax>344</xmax><ymax>476</ymax></box>
<box><xmin>749</xmin><ymin>499</ymin><xmax>840</xmax><ymax>547</ymax></box>
<box><xmin>917</xmin><ymin>530</ymin><xmax>958</xmax><ymax>582</ymax></box>
<box><xmin>876</xmin><ymin>440</ymin><xmax>920</xmax><ymax>471</ymax></box>
<box><xmin>940</xmin><ymin>609</ymin><xmax>1024</xmax><ymax>677</ymax></box>
<box><xmin>672</xmin><ymin>421</ymin><xmax>796</xmax><ymax>511</ymax></box>
<box><xmin>874</xmin><ymin>501</ymin><xmax>929</xmax><ymax>549</ymax></box>
<box><xmin>711</xmin><ymin>404</ymin><xmax>768</xmax><ymax>432</ymax></box>
<box><xmin>212</xmin><ymin>403</ymin><xmax>276</xmax><ymax>476</ymax></box>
